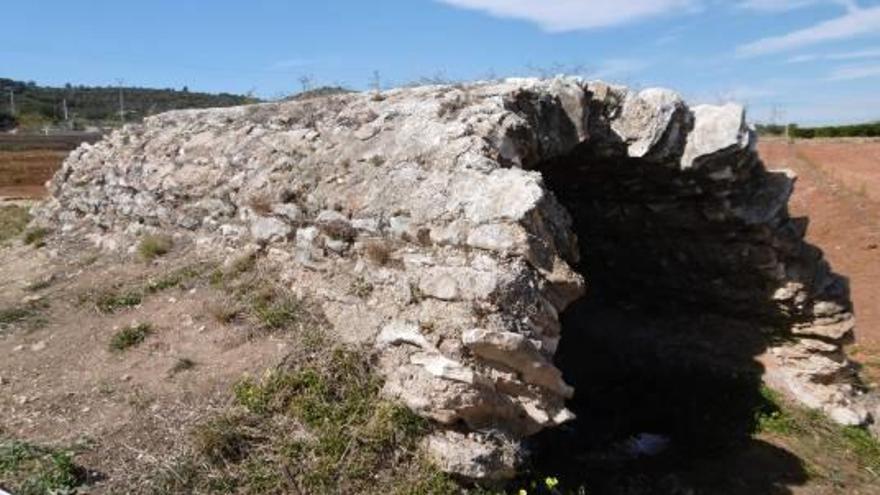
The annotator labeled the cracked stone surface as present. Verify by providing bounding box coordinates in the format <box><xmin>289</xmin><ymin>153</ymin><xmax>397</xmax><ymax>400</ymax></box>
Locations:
<box><xmin>32</xmin><ymin>77</ymin><xmax>873</xmax><ymax>480</ymax></box>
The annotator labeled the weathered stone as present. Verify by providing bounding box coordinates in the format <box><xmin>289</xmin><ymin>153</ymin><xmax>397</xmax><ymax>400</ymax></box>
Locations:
<box><xmin>462</xmin><ymin>328</ymin><xmax>573</xmax><ymax>398</ymax></box>
<box><xmin>32</xmin><ymin>76</ymin><xmax>871</xmax><ymax>479</ymax></box>
<box><xmin>249</xmin><ymin>217</ymin><xmax>291</xmax><ymax>243</ymax></box>
<box><xmin>612</xmin><ymin>88</ymin><xmax>684</xmax><ymax>159</ymax></box>
<box><xmin>423</xmin><ymin>430</ymin><xmax>519</xmax><ymax>481</ymax></box>
<box><xmin>681</xmin><ymin>103</ymin><xmax>751</xmax><ymax>170</ymax></box>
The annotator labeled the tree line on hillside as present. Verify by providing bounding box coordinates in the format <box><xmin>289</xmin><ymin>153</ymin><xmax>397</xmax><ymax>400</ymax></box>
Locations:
<box><xmin>757</xmin><ymin>122</ymin><xmax>880</xmax><ymax>139</ymax></box>
<box><xmin>0</xmin><ymin>78</ymin><xmax>258</xmax><ymax>131</ymax></box>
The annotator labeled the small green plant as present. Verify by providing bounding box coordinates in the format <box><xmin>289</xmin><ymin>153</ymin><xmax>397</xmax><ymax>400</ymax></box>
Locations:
<box><xmin>209</xmin><ymin>253</ymin><xmax>256</xmax><ymax>287</ymax></box>
<box><xmin>109</xmin><ymin>323</ymin><xmax>152</xmax><ymax>352</ymax></box>
<box><xmin>0</xmin><ymin>301</ymin><xmax>48</xmax><ymax>331</ymax></box>
<box><xmin>0</xmin><ymin>306</ymin><xmax>36</xmax><ymax>326</ymax></box>
<box><xmin>0</xmin><ymin>439</ymin><xmax>84</xmax><ymax>495</ymax></box>
<box><xmin>138</xmin><ymin>234</ymin><xmax>174</xmax><ymax>261</ymax></box>
<box><xmin>841</xmin><ymin>425</ymin><xmax>880</xmax><ymax>471</ymax></box>
<box><xmin>24</xmin><ymin>276</ymin><xmax>54</xmax><ymax>292</ymax></box>
<box><xmin>248</xmin><ymin>287</ymin><xmax>302</xmax><ymax>331</ymax></box>
<box><xmin>95</xmin><ymin>289</ymin><xmax>143</xmax><ymax>313</ymax></box>
<box><xmin>144</xmin><ymin>263</ymin><xmax>209</xmax><ymax>293</ymax></box>
<box><xmin>755</xmin><ymin>386</ymin><xmax>798</xmax><ymax>435</ymax></box>
<box><xmin>350</xmin><ymin>276</ymin><xmax>374</xmax><ymax>298</ymax></box>
<box><xmin>22</xmin><ymin>227</ymin><xmax>50</xmax><ymax>247</ymax></box>
<box><xmin>753</xmin><ymin>382</ymin><xmax>880</xmax><ymax>475</ymax></box>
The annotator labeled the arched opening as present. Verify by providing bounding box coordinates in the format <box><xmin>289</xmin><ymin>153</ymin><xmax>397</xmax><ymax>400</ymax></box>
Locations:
<box><xmin>520</xmin><ymin>140</ymin><xmax>819</xmax><ymax>493</ymax></box>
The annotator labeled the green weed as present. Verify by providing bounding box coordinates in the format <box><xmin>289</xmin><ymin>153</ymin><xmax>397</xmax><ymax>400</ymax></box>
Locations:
<box><xmin>0</xmin><ymin>439</ymin><xmax>84</xmax><ymax>495</ymax></box>
<box><xmin>154</xmin><ymin>345</ymin><xmax>457</xmax><ymax>494</ymax></box>
<box><xmin>109</xmin><ymin>323</ymin><xmax>152</xmax><ymax>352</ymax></box>
<box><xmin>22</xmin><ymin>227</ymin><xmax>50</xmax><ymax>247</ymax></box>
<box><xmin>94</xmin><ymin>289</ymin><xmax>143</xmax><ymax>313</ymax></box>
<box><xmin>0</xmin><ymin>300</ymin><xmax>48</xmax><ymax>331</ymax></box>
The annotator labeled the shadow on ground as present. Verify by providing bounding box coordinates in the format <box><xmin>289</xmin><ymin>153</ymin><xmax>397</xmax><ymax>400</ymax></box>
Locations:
<box><xmin>523</xmin><ymin>297</ymin><xmax>809</xmax><ymax>495</ymax></box>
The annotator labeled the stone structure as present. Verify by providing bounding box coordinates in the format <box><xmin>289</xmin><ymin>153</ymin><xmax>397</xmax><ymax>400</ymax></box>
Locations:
<box><xmin>33</xmin><ymin>77</ymin><xmax>873</xmax><ymax>479</ymax></box>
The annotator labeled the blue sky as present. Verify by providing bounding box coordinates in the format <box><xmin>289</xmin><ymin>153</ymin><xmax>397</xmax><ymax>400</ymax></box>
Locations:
<box><xmin>4</xmin><ymin>1</ymin><xmax>880</xmax><ymax>124</ymax></box>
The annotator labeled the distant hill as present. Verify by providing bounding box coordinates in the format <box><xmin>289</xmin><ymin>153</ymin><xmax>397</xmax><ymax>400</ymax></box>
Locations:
<box><xmin>0</xmin><ymin>78</ymin><xmax>259</xmax><ymax>130</ymax></box>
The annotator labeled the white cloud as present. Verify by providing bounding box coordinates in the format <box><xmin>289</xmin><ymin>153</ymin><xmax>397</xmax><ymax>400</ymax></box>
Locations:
<box><xmin>739</xmin><ymin>0</ymin><xmax>826</xmax><ymax>11</ymax></box>
<box><xmin>436</xmin><ymin>0</ymin><xmax>700</xmax><ymax>31</ymax></box>
<box><xmin>737</xmin><ymin>6</ymin><xmax>880</xmax><ymax>56</ymax></box>
<box><xmin>738</xmin><ymin>0</ymin><xmax>859</xmax><ymax>12</ymax></box>
<box><xmin>827</xmin><ymin>63</ymin><xmax>880</xmax><ymax>80</ymax></box>
<box><xmin>787</xmin><ymin>47</ymin><xmax>880</xmax><ymax>62</ymax></box>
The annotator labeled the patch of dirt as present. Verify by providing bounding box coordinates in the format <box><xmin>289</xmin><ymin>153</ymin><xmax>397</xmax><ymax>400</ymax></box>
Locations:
<box><xmin>759</xmin><ymin>138</ymin><xmax>880</xmax><ymax>385</ymax></box>
<box><xmin>0</xmin><ymin>242</ymin><xmax>298</xmax><ymax>493</ymax></box>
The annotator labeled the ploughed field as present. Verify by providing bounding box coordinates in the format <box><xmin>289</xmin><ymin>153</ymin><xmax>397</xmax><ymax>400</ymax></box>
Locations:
<box><xmin>0</xmin><ymin>133</ymin><xmax>101</xmax><ymax>199</ymax></box>
<box><xmin>759</xmin><ymin>138</ymin><xmax>880</xmax><ymax>386</ymax></box>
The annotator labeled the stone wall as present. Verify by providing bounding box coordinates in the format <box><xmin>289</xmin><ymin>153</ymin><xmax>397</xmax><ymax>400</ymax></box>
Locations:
<box><xmin>33</xmin><ymin>77</ymin><xmax>871</xmax><ymax>479</ymax></box>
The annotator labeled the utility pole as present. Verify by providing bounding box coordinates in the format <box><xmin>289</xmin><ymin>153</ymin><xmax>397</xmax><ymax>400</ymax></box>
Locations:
<box><xmin>8</xmin><ymin>89</ymin><xmax>15</xmax><ymax>115</ymax></box>
<box><xmin>298</xmin><ymin>75</ymin><xmax>312</xmax><ymax>94</ymax></box>
<box><xmin>116</xmin><ymin>78</ymin><xmax>125</xmax><ymax>124</ymax></box>
<box><xmin>62</xmin><ymin>98</ymin><xmax>69</xmax><ymax>121</ymax></box>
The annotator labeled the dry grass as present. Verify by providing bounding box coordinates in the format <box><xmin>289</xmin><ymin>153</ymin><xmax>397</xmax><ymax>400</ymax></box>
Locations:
<box><xmin>208</xmin><ymin>298</ymin><xmax>242</xmax><ymax>324</ymax></box>
<box><xmin>319</xmin><ymin>219</ymin><xmax>357</xmax><ymax>242</ymax></box>
<box><xmin>248</xmin><ymin>194</ymin><xmax>274</xmax><ymax>216</ymax></box>
<box><xmin>138</xmin><ymin>234</ymin><xmax>174</xmax><ymax>261</ymax></box>
<box><xmin>364</xmin><ymin>240</ymin><xmax>392</xmax><ymax>266</ymax></box>
<box><xmin>0</xmin><ymin>205</ymin><xmax>30</xmax><ymax>244</ymax></box>
<box><xmin>169</xmin><ymin>357</ymin><xmax>197</xmax><ymax>376</ymax></box>
<box><xmin>151</xmin><ymin>345</ymin><xmax>458</xmax><ymax>495</ymax></box>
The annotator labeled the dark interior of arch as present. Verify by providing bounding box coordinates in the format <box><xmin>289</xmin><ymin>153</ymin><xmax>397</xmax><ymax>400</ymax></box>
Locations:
<box><xmin>521</xmin><ymin>142</ymin><xmax>812</xmax><ymax>494</ymax></box>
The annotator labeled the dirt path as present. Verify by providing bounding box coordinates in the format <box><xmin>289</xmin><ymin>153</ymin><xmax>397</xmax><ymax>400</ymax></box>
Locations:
<box><xmin>759</xmin><ymin>139</ymin><xmax>880</xmax><ymax>384</ymax></box>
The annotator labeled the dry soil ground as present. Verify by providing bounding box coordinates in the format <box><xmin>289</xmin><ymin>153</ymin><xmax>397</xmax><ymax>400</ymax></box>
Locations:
<box><xmin>0</xmin><ymin>241</ymin><xmax>297</xmax><ymax>492</ymax></box>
